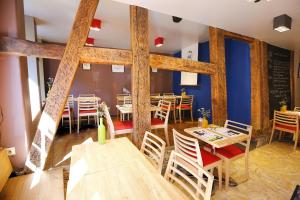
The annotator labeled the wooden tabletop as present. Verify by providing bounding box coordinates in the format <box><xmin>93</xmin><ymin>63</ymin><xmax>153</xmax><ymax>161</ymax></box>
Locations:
<box><xmin>116</xmin><ymin>104</ymin><xmax>159</xmax><ymax>114</ymax></box>
<box><xmin>184</xmin><ymin>126</ymin><xmax>249</xmax><ymax>149</ymax></box>
<box><xmin>67</xmin><ymin>138</ymin><xmax>190</xmax><ymax>200</ymax></box>
<box><xmin>285</xmin><ymin>110</ymin><xmax>300</xmax><ymax>117</ymax></box>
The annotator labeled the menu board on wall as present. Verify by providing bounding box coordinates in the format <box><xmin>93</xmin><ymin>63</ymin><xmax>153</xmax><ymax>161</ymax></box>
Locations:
<box><xmin>268</xmin><ymin>44</ymin><xmax>291</xmax><ymax>118</ymax></box>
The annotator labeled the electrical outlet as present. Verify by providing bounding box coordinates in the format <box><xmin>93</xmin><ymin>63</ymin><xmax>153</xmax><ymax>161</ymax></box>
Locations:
<box><xmin>5</xmin><ymin>147</ymin><xmax>16</xmax><ymax>156</ymax></box>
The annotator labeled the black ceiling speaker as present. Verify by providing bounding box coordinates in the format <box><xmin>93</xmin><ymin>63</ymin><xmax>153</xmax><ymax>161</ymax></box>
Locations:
<box><xmin>172</xmin><ymin>16</ymin><xmax>182</xmax><ymax>23</ymax></box>
<box><xmin>273</xmin><ymin>14</ymin><xmax>292</xmax><ymax>32</ymax></box>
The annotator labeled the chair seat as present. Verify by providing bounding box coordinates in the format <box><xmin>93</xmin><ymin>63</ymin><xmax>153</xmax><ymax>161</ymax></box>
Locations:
<box><xmin>200</xmin><ymin>148</ymin><xmax>221</xmax><ymax>167</ymax></box>
<box><xmin>176</xmin><ymin>105</ymin><xmax>192</xmax><ymax>109</ymax></box>
<box><xmin>113</xmin><ymin>120</ymin><xmax>133</xmax><ymax>130</ymax></box>
<box><xmin>275</xmin><ymin>123</ymin><xmax>297</xmax><ymax>132</ymax></box>
<box><xmin>151</xmin><ymin>118</ymin><xmax>165</xmax><ymax>125</ymax></box>
<box><xmin>206</xmin><ymin>144</ymin><xmax>245</xmax><ymax>159</ymax></box>
<box><xmin>62</xmin><ymin>111</ymin><xmax>69</xmax><ymax>116</ymax></box>
<box><xmin>161</xmin><ymin>105</ymin><xmax>175</xmax><ymax>110</ymax></box>
<box><xmin>79</xmin><ymin>110</ymin><xmax>97</xmax><ymax>114</ymax></box>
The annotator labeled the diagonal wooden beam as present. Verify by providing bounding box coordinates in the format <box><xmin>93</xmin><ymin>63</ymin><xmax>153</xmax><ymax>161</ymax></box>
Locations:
<box><xmin>150</xmin><ymin>54</ymin><xmax>215</xmax><ymax>74</ymax></box>
<box><xmin>130</xmin><ymin>6</ymin><xmax>151</xmax><ymax>147</ymax></box>
<box><xmin>25</xmin><ymin>0</ymin><xmax>99</xmax><ymax>172</ymax></box>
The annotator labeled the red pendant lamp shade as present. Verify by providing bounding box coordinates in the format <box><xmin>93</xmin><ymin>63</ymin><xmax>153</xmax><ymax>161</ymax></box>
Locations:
<box><xmin>90</xmin><ymin>19</ymin><xmax>101</xmax><ymax>31</ymax></box>
<box><xmin>85</xmin><ymin>37</ymin><xmax>95</xmax><ymax>46</ymax></box>
<box><xmin>155</xmin><ymin>37</ymin><xmax>164</xmax><ymax>47</ymax></box>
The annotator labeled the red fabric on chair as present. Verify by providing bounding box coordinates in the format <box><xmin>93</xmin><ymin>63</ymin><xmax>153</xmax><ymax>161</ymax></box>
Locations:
<box><xmin>62</xmin><ymin>111</ymin><xmax>69</xmax><ymax>116</ymax></box>
<box><xmin>275</xmin><ymin>123</ymin><xmax>297</xmax><ymax>132</ymax></box>
<box><xmin>151</xmin><ymin>118</ymin><xmax>165</xmax><ymax>125</ymax></box>
<box><xmin>207</xmin><ymin>144</ymin><xmax>245</xmax><ymax>159</ymax></box>
<box><xmin>113</xmin><ymin>120</ymin><xmax>133</xmax><ymax>130</ymax></box>
<box><xmin>161</xmin><ymin>105</ymin><xmax>175</xmax><ymax>110</ymax></box>
<box><xmin>200</xmin><ymin>148</ymin><xmax>221</xmax><ymax>166</ymax></box>
<box><xmin>79</xmin><ymin>110</ymin><xmax>97</xmax><ymax>114</ymax></box>
<box><xmin>176</xmin><ymin>105</ymin><xmax>191</xmax><ymax>109</ymax></box>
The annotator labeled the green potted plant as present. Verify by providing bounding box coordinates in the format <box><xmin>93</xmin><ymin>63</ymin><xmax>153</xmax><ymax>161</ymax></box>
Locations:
<box><xmin>98</xmin><ymin>103</ymin><xmax>106</xmax><ymax>144</ymax></box>
<box><xmin>198</xmin><ymin>108</ymin><xmax>211</xmax><ymax>128</ymax></box>
<box><xmin>181</xmin><ymin>88</ymin><xmax>186</xmax><ymax>96</ymax></box>
<box><xmin>279</xmin><ymin>98</ymin><xmax>287</xmax><ymax>112</ymax></box>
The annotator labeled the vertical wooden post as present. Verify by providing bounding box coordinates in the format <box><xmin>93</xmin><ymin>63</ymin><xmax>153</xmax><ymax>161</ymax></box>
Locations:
<box><xmin>130</xmin><ymin>6</ymin><xmax>151</xmax><ymax>147</ymax></box>
<box><xmin>25</xmin><ymin>0</ymin><xmax>99</xmax><ymax>172</ymax></box>
<box><xmin>260</xmin><ymin>42</ymin><xmax>270</xmax><ymax>131</ymax></box>
<box><xmin>250</xmin><ymin>39</ymin><xmax>262</xmax><ymax>131</ymax></box>
<box><xmin>209</xmin><ymin>27</ymin><xmax>227</xmax><ymax>125</ymax></box>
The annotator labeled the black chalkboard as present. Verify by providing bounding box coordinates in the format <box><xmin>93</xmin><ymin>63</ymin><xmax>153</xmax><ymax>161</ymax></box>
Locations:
<box><xmin>268</xmin><ymin>44</ymin><xmax>291</xmax><ymax>119</ymax></box>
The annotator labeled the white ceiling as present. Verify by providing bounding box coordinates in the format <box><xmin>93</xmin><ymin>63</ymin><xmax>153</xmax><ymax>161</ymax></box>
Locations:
<box><xmin>24</xmin><ymin>0</ymin><xmax>209</xmax><ymax>54</ymax></box>
<box><xmin>113</xmin><ymin>0</ymin><xmax>300</xmax><ymax>51</ymax></box>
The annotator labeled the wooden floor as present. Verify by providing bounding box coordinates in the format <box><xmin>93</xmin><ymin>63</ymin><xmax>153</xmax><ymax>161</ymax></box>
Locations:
<box><xmin>46</xmin><ymin>120</ymin><xmax>300</xmax><ymax>200</ymax></box>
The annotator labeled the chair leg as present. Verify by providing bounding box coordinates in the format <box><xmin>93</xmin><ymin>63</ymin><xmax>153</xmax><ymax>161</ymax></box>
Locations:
<box><xmin>88</xmin><ymin>116</ymin><xmax>90</xmax><ymax>124</ymax></box>
<box><xmin>173</xmin><ymin>110</ymin><xmax>176</xmax><ymax>123</ymax></box>
<box><xmin>269</xmin><ymin>127</ymin><xmax>275</xmax><ymax>144</ymax></box>
<box><xmin>218</xmin><ymin>163</ymin><xmax>222</xmax><ymax>190</ymax></box>
<box><xmin>164</xmin><ymin>127</ymin><xmax>170</xmax><ymax>146</ymax></box>
<box><xmin>77</xmin><ymin>116</ymin><xmax>80</xmax><ymax>134</ymax></box>
<box><xmin>190</xmin><ymin>109</ymin><xmax>193</xmax><ymax>121</ymax></box>
<box><xmin>279</xmin><ymin>131</ymin><xmax>282</xmax><ymax>141</ymax></box>
<box><xmin>69</xmin><ymin>117</ymin><xmax>72</xmax><ymax>134</ymax></box>
<box><xmin>225</xmin><ymin>160</ymin><xmax>230</xmax><ymax>190</ymax></box>
<box><xmin>179</xmin><ymin>109</ymin><xmax>182</xmax><ymax>123</ymax></box>
<box><xmin>294</xmin><ymin>131</ymin><xmax>299</xmax><ymax>150</ymax></box>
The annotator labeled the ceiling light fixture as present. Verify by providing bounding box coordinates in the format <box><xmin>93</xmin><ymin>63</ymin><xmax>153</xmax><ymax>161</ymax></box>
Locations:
<box><xmin>172</xmin><ymin>16</ymin><xmax>182</xmax><ymax>23</ymax></box>
<box><xmin>90</xmin><ymin>19</ymin><xmax>101</xmax><ymax>31</ymax></box>
<box><xmin>273</xmin><ymin>14</ymin><xmax>292</xmax><ymax>32</ymax></box>
<box><xmin>85</xmin><ymin>37</ymin><xmax>95</xmax><ymax>46</ymax></box>
<box><xmin>154</xmin><ymin>37</ymin><xmax>164</xmax><ymax>47</ymax></box>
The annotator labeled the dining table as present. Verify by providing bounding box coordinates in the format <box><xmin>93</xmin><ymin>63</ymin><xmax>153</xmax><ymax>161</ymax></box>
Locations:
<box><xmin>116</xmin><ymin>104</ymin><xmax>159</xmax><ymax>121</ymax></box>
<box><xmin>66</xmin><ymin>137</ymin><xmax>190</xmax><ymax>200</ymax></box>
<box><xmin>184</xmin><ymin>125</ymin><xmax>250</xmax><ymax>150</ymax></box>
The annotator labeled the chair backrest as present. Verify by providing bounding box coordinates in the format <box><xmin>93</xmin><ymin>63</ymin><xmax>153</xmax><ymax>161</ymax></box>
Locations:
<box><xmin>224</xmin><ymin>120</ymin><xmax>253</xmax><ymax>152</ymax></box>
<box><xmin>150</xmin><ymin>96</ymin><xmax>160</xmax><ymax>106</ymax></box>
<box><xmin>163</xmin><ymin>93</ymin><xmax>174</xmax><ymax>96</ymax></box>
<box><xmin>102</xmin><ymin>103</ymin><xmax>115</xmax><ymax>138</ymax></box>
<box><xmin>164</xmin><ymin>151</ymin><xmax>214</xmax><ymax>200</ymax></box>
<box><xmin>272</xmin><ymin>111</ymin><xmax>299</xmax><ymax>134</ymax></box>
<box><xmin>180</xmin><ymin>95</ymin><xmax>193</xmax><ymax>107</ymax></box>
<box><xmin>78</xmin><ymin>97</ymin><xmax>98</xmax><ymax>112</ymax></box>
<box><xmin>294</xmin><ymin>107</ymin><xmax>300</xmax><ymax>112</ymax></box>
<box><xmin>163</xmin><ymin>97</ymin><xmax>176</xmax><ymax>110</ymax></box>
<box><xmin>67</xmin><ymin>95</ymin><xmax>74</xmax><ymax>108</ymax></box>
<box><xmin>79</xmin><ymin>94</ymin><xmax>95</xmax><ymax>97</ymax></box>
<box><xmin>172</xmin><ymin>129</ymin><xmax>203</xmax><ymax>167</ymax></box>
<box><xmin>154</xmin><ymin>100</ymin><xmax>171</xmax><ymax>125</ymax></box>
<box><xmin>123</xmin><ymin>96</ymin><xmax>132</xmax><ymax>105</ymax></box>
<box><xmin>150</xmin><ymin>93</ymin><xmax>160</xmax><ymax>97</ymax></box>
<box><xmin>140</xmin><ymin>131</ymin><xmax>166</xmax><ymax>173</ymax></box>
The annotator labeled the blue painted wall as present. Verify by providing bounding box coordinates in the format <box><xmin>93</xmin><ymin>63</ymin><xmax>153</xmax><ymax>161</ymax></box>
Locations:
<box><xmin>225</xmin><ymin>39</ymin><xmax>251</xmax><ymax>124</ymax></box>
<box><xmin>172</xmin><ymin>40</ymin><xmax>251</xmax><ymax>124</ymax></box>
<box><xmin>173</xmin><ymin>42</ymin><xmax>212</xmax><ymax>122</ymax></box>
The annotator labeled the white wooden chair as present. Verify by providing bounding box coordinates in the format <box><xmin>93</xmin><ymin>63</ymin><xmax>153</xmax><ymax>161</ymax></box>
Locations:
<box><xmin>150</xmin><ymin>93</ymin><xmax>160</xmax><ymax>106</ymax></box>
<box><xmin>163</xmin><ymin>93</ymin><xmax>174</xmax><ymax>96</ymax></box>
<box><xmin>77</xmin><ymin>96</ymin><xmax>99</xmax><ymax>133</ymax></box>
<box><xmin>103</xmin><ymin>103</ymin><xmax>133</xmax><ymax>139</ymax></box>
<box><xmin>140</xmin><ymin>131</ymin><xmax>166</xmax><ymax>173</ymax></box>
<box><xmin>61</xmin><ymin>95</ymin><xmax>74</xmax><ymax>134</ymax></box>
<box><xmin>116</xmin><ymin>93</ymin><xmax>130</xmax><ymax>120</ymax></box>
<box><xmin>151</xmin><ymin>100</ymin><xmax>171</xmax><ymax>146</ymax></box>
<box><xmin>204</xmin><ymin>120</ymin><xmax>252</xmax><ymax>189</ymax></box>
<box><xmin>164</xmin><ymin>150</ymin><xmax>214</xmax><ymax>200</ymax></box>
<box><xmin>176</xmin><ymin>95</ymin><xmax>193</xmax><ymax>123</ymax></box>
<box><xmin>269</xmin><ymin>111</ymin><xmax>299</xmax><ymax>150</ymax></box>
<box><xmin>163</xmin><ymin>97</ymin><xmax>177</xmax><ymax>123</ymax></box>
<box><xmin>294</xmin><ymin>107</ymin><xmax>300</xmax><ymax>112</ymax></box>
<box><xmin>173</xmin><ymin>129</ymin><xmax>222</xmax><ymax>190</ymax></box>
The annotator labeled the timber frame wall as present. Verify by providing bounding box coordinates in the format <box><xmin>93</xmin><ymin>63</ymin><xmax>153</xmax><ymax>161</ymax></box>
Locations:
<box><xmin>0</xmin><ymin>0</ymin><xmax>294</xmax><ymax>171</ymax></box>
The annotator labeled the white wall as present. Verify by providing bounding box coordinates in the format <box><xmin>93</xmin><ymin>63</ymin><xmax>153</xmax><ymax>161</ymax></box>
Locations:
<box><xmin>294</xmin><ymin>48</ymin><xmax>300</xmax><ymax>106</ymax></box>
<box><xmin>25</xmin><ymin>16</ymin><xmax>41</xmax><ymax>120</ymax></box>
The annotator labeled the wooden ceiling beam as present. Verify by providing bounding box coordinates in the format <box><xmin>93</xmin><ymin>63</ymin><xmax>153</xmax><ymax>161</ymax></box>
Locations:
<box><xmin>223</xmin><ymin>29</ymin><xmax>255</xmax><ymax>43</ymax></box>
<box><xmin>150</xmin><ymin>54</ymin><xmax>215</xmax><ymax>74</ymax></box>
<box><xmin>0</xmin><ymin>36</ymin><xmax>64</xmax><ymax>59</ymax></box>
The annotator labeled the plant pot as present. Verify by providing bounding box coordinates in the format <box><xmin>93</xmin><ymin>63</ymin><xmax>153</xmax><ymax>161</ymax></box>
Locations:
<box><xmin>280</xmin><ymin>105</ymin><xmax>287</xmax><ymax>112</ymax></box>
<box><xmin>98</xmin><ymin>117</ymin><xmax>106</xmax><ymax>144</ymax></box>
<box><xmin>202</xmin><ymin>118</ymin><xmax>208</xmax><ymax>128</ymax></box>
